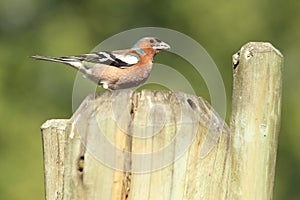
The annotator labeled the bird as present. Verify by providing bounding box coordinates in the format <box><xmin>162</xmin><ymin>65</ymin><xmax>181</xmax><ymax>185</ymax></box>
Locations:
<box><xmin>32</xmin><ymin>37</ymin><xmax>170</xmax><ymax>90</ymax></box>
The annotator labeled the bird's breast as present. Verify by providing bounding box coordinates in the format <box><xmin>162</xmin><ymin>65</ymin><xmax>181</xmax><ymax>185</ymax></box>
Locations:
<box><xmin>113</xmin><ymin>62</ymin><xmax>153</xmax><ymax>89</ymax></box>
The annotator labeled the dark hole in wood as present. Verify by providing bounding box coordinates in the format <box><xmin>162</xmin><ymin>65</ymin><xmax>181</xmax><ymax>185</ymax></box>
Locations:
<box><xmin>78</xmin><ymin>155</ymin><xmax>84</xmax><ymax>172</ymax></box>
<box><xmin>187</xmin><ymin>98</ymin><xmax>197</xmax><ymax>110</ymax></box>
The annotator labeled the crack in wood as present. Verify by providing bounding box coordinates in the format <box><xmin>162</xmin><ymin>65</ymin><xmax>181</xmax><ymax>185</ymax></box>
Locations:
<box><xmin>121</xmin><ymin>92</ymin><xmax>138</xmax><ymax>200</ymax></box>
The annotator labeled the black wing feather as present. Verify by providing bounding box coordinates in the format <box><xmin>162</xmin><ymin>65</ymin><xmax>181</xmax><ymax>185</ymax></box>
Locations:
<box><xmin>78</xmin><ymin>51</ymin><xmax>135</xmax><ymax>68</ymax></box>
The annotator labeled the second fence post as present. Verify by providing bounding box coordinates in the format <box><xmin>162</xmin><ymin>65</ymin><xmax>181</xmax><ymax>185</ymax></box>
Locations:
<box><xmin>230</xmin><ymin>42</ymin><xmax>283</xmax><ymax>199</ymax></box>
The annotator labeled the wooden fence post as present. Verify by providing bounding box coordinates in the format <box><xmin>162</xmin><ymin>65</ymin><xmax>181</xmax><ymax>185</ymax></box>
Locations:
<box><xmin>230</xmin><ymin>42</ymin><xmax>283</xmax><ymax>199</ymax></box>
<box><xmin>41</xmin><ymin>91</ymin><xmax>231</xmax><ymax>200</ymax></box>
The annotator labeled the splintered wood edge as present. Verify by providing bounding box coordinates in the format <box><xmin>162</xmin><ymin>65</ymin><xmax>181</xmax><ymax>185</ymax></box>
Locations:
<box><xmin>232</xmin><ymin>42</ymin><xmax>283</xmax><ymax>70</ymax></box>
<box><xmin>41</xmin><ymin>119</ymin><xmax>69</xmax><ymax>130</ymax></box>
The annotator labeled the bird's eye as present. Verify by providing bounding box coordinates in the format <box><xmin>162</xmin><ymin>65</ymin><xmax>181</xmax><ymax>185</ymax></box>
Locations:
<box><xmin>149</xmin><ymin>39</ymin><xmax>155</xmax><ymax>43</ymax></box>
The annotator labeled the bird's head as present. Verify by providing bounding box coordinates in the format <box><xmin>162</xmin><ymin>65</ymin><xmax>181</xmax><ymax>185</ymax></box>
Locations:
<box><xmin>133</xmin><ymin>37</ymin><xmax>170</xmax><ymax>51</ymax></box>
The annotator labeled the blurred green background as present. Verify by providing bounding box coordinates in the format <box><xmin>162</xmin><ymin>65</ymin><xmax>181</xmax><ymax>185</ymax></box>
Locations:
<box><xmin>0</xmin><ymin>0</ymin><xmax>299</xmax><ymax>199</ymax></box>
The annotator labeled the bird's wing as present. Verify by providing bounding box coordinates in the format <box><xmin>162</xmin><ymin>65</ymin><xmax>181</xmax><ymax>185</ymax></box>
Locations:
<box><xmin>79</xmin><ymin>51</ymin><xmax>140</xmax><ymax>69</ymax></box>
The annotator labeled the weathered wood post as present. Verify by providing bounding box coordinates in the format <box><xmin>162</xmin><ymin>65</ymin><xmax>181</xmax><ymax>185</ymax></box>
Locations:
<box><xmin>41</xmin><ymin>42</ymin><xmax>283</xmax><ymax>200</ymax></box>
<box><xmin>230</xmin><ymin>42</ymin><xmax>283</xmax><ymax>199</ymax></box>
<box><xmin>41</xmin><ymin>90</ymin><xmax>231</xmax><ymax>200</ymax></box>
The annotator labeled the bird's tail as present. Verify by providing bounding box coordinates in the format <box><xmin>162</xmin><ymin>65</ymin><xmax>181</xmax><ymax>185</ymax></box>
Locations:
<box><xmin>31</xmin><ymin>55</ymin><xmax>83</xmax><ymax>69</ymax></box>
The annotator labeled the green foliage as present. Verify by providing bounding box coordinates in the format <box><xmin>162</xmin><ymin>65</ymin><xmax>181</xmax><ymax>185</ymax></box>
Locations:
<box><xmin>0</xmin><ymin>0</ymin><xmax>299</xmax><ymax>199</ymax></box>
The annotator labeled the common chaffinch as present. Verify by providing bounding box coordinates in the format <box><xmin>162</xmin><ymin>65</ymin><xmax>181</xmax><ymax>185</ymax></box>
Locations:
<box><xmin>32</xmin><ymin>37</ymin><xmax>170</xmax><ymax>90</ymax></box>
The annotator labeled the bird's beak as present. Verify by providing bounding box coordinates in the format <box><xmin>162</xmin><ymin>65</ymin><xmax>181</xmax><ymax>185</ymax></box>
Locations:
<box><xmin>153</xmin><ymin>41</ymin><xmax>171</xmax><ymax>50</ymax></box>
